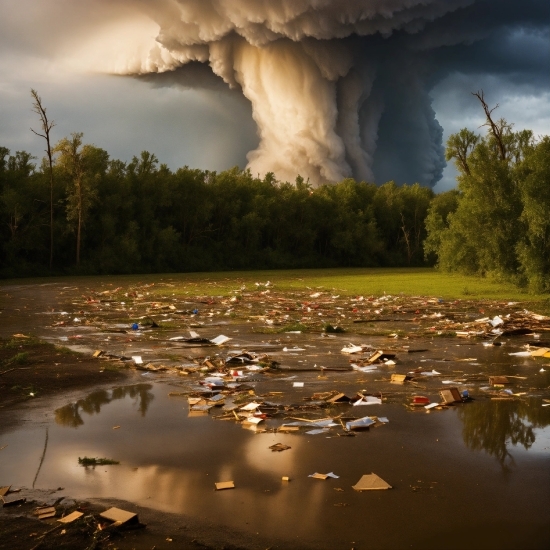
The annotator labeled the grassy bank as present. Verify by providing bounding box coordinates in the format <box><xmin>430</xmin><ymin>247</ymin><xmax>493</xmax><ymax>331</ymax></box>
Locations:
<box><xmin>2</xmin><ymin>268</ymin><xmax>549</xmax><ymax>310</ymax></box>
<box><xmin>149</xmin><ymin>268</ymin><xmax>549</xmax><ymax>302</ymax></box>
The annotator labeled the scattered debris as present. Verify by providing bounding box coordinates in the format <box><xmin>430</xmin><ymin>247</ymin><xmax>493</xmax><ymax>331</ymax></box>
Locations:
<box><xmin>3</xmin><ymin>497</ymin><xmax>26</xmax><ymax>507</ymax></box>
<box><xmin>78</xmin><ymin>457</ymin><xmax>120</xmax><ymax>466</ymax></box>
<box><xmin>269</xmin><ymin>443</ymin><xmax>291</xmax><ymax>452</ymax></box>
<box><xmin>309</xmin><ymin>472</ymin><xmax>339</xmax><ymax>480</ymax></box>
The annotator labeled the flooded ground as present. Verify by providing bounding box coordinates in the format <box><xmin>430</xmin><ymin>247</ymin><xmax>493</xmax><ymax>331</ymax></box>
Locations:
<box><xmin>1</xmin><ymin>276</ymin><xmax>549</xmax><ymax>549</ymax></box>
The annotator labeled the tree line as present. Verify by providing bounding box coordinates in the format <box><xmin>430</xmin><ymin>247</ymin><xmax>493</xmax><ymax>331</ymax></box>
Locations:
<box><xmin>425</xmin><ymin>91</ymin><xmax>549</xmax><ymax>293</ymax></box>
<box><xmin>0</xmin><ymin>143</ymin><xmax>433</xmax><ymax>276</ymax></box>
<box><xmin>0</xmin><ymin>90</ymin><xmax>548</xmax><ymax>292</ymax></box>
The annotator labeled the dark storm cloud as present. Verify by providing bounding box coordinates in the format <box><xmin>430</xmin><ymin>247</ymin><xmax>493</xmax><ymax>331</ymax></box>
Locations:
<box><xmin>0</xmin><ymin>0</ymin><xmax>548</xmax><ymax>188</ymax></box>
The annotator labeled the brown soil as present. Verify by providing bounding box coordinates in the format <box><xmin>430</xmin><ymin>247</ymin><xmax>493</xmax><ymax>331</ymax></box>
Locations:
<box><xmin>0</xmin><ymin>337</ymin><xmax>129</xmax><ymax>409</ymax></box>
<box><xmin>0</xmin><ymin>495</ymin><xmax>266</xmax><ymax>550</ymax></box>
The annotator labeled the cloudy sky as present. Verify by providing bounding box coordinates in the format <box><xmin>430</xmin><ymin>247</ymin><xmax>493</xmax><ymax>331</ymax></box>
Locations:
<box><xmin>0</xmin><ymin>0</ymin><xmax>548</xmax><ymax>191</ymax></box>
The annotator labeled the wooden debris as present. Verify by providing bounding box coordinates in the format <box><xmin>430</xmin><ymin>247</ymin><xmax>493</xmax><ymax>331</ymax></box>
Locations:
<box><xmin>269</xmin><ymin>443</ymin><xmax>291</xmax><ymax>452</ymax></box>
<box><xmin>58</xmin><ymin>511</ymin><xmax>83</xmax><ymax>524</ymax></box>
<box><xmin>215</xmin><ymin>481</ymin><xmax>235</xmax><ymax>490</ymax></box>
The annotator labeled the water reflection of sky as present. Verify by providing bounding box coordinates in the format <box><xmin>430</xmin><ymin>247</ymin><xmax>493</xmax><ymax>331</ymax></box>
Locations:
<box><xmin>1</xmin><ymin>381</ymin><xmax>549</xmax><ymax>547</ymax></box>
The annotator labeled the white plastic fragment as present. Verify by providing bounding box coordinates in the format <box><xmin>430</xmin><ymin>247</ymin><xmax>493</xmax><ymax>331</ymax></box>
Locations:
<box><xmin>353</xmin><ymin>396</ymin><xmax>382</xmax><ymax>406</ymax></box>
<box><xmin>211</xmin><ymin>335</ymin><xmax>231</xmax><ymax>345</ymax></box>
<box><xmin>341</xmin><ymin>344</ymin><xmax>363</xmax><ymax>354</ymax></box>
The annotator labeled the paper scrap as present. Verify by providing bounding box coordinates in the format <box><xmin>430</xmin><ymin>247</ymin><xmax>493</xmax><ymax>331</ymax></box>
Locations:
<box><xmin>211</xmin><ymin>335</ymin><xmax>231</xmax><ymax>346</ymax></box>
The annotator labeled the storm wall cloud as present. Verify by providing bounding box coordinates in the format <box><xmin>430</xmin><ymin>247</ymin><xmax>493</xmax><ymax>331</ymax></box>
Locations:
<box><xmin>0</xmin><ymin>0</ymin><xmax>548</xmax><ymax>188</ymax></box>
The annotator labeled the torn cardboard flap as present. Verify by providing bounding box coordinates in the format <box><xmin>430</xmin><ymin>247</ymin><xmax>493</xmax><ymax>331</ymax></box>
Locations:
<box><xmin>100</xmin><ymin>507</ymin><xmax>138</xmax><ymax>525</ymax></box>
<box><xmin>390</xmin><ymin>373</ymin><xmax>407</xmax><ymax>384</ymax></box>
<box><xmin>439</xmin><ymin>387</ymin><xmax>462</xmax><ymax>404</ymax></box>
<box><xmin>352</xmin><ymin>473</ymin><xmax>392</xmax><ymax>491</ymax></box>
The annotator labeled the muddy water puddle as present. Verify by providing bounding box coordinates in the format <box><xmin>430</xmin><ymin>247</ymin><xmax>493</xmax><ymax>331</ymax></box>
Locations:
<box><xmin>1</xmin><ymin>278</ymin><xmax>550</xmax><ymax>549</ymax></box>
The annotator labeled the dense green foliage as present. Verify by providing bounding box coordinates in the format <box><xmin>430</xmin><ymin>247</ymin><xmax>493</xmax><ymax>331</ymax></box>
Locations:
<box><xmin>425</xmin><ymin>105</ymin><xmax>550</xmax><ymax>292</ymax></box>
<box><xmin>2</xmin><ymin>91</ymin><xmax>547</xmax><ymax>292</ymax></box>
<box><xmin>0</xmin><ymin>143</ymin><xmax>434</xmax><ymax>276</ymax></box>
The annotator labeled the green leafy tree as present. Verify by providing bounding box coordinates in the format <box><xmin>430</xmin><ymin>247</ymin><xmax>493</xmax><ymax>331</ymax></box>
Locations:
<box><xmin>515</xmin><ymin>136</ymin><xmax>550</xmax><ymax>292</ymax></box>
<box><xmin>423</xmin><ymin>189</ymin><xmax>460</xmax><ymax>263</ymax></box>
<box><xmin>54</xmin><ymin>133</ymin><xmax>107</xmax><ymax>266</ymax></box>
<box><xmin>426</xmin><ymin>91</ymin><xmax>548</xmax><ymax>290</ymax></box>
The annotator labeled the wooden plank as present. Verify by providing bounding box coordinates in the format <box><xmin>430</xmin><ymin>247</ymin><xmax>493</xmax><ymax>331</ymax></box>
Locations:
<box><xmin>58</xmin><ymin>511</ymin><xmax>83</xmax><ymax>523</ymax></box>
<box><xmin>215</xmin><ymin>481</ymin><xmax>235</xmax><ymax>490</ymax></box>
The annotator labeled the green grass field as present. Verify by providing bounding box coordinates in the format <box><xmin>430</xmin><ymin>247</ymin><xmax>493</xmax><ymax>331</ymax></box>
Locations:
<box><xmin>3</xmin><ymin>268</ymin><xmax>548</xmax><ymax>311</ymax></box>
<box><xmin>146</xmin><ymin>267</ymin><xmax>549</xmax><ymax>303</ymax></box>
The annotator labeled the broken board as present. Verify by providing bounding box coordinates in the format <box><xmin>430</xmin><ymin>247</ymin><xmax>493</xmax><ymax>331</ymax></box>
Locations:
<box><xmin>215</xmin><ymin>481</ymin><xmax>235</xmax><ymax>490</ymax></box>
<box><xmin>352</xmin><ymin>473</ymin><xmax>392</xmax><ymax>491</ymax></box>
<box><xmin>35</xmin><ymin>506</ymin><xmax>56</xmax><ymax>519</ymax></box>
<box><xmin>326</xmin><ymin>392</ymin><xmax>351</xmax><ymax>403</ymax></box>
<box><xmin>489</xmin><ymin>376</ymin><xmax>511</xmax><ymax>385</ymax></box>
<box><xmin>58</xmin><ymin>511</ymin><xmax>84</xmax><ymax>524</ymax></box>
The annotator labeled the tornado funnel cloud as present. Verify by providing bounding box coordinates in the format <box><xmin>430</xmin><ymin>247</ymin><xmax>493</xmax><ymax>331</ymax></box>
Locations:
<box><xmin>76</xmin><ymin>0</ymin><xmax>548</xmax><ymax>187</ymax></box>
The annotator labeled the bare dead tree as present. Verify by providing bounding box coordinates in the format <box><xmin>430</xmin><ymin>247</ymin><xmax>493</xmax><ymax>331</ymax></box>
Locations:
<box><xmin>472</xmin><ymin>90</ymin><xmax>511</xmax><ymax>161</ymax></box>
<box><xmin>30</xmin><ymin>89</ymin><xmax>55</xmax><ymax>270</ymax></box>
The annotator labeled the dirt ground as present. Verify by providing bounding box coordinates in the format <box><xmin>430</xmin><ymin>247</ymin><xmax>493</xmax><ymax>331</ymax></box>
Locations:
<box><xmin>0</xmin><ymin>338</ymin><xmax>130</xmax><ymax>409</ymax></box>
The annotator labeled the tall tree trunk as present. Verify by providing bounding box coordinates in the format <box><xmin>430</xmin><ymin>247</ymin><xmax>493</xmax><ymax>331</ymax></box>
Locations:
<box><xmin>76</xmin><ymin>182</ymin><xmax>82</xmax><ymax>266</ymax></box>
<box><xmin>30</xmin><ymin>89</ymin><xmax>56</xmax><ymax>270</ymax></box>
